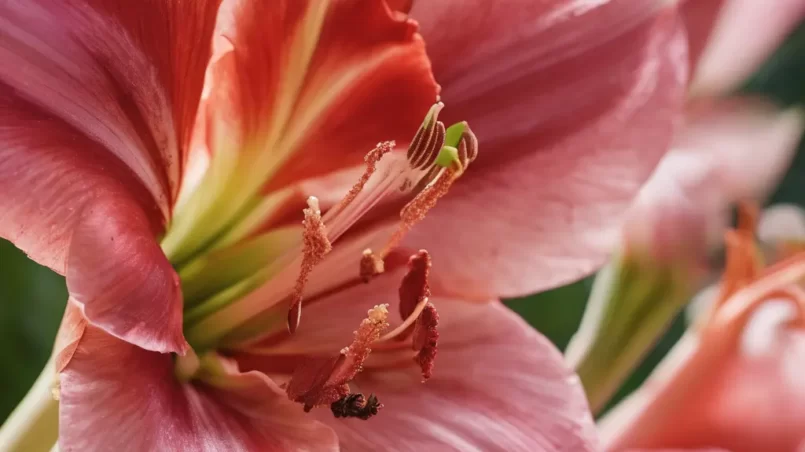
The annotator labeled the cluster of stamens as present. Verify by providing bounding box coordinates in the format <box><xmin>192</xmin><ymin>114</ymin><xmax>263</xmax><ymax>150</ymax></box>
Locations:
<box><xmin>283</xmin><ymin>102</ymin><xmax>475</xmax><ymax>419</ymax></box>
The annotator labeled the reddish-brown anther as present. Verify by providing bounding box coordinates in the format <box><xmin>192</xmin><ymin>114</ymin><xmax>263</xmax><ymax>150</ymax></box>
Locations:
<box><xmin>399</xmin><ymin>250</ymin><xmax>431</xmax><ymax>319</ymax></box>
<box><xmin>412</xmin><ymin>303</ymin><xmax>439</xmax><ymax>381</ymax></box>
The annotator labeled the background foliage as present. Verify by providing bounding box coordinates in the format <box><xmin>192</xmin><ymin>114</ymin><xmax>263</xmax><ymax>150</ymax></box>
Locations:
<box><xmin>1</xmin><ymin>23</ymin><xmax>805</xmax><ymax>424</ymax></box>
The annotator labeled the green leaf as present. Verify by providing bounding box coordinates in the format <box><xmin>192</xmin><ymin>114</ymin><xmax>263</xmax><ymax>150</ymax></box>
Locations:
<box><xmin>0</xmin><ymin>240</ymin><xmax>66</xmax><ymax>423</ymax></box>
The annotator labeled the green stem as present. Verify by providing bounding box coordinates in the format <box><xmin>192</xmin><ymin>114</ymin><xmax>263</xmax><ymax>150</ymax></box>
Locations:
<box><xmin>565</xmin><ymin>256</ymin><xmax>694</xmax><ymax>415</ymax></box>
<box><xmin>0</xmin><ymin>357</ymin><xmax>59</xmax><ymax>452</ymax></box>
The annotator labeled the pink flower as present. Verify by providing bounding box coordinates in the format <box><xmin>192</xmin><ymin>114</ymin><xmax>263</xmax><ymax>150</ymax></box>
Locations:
<box><xmin>601</xmin><ymin>206</ymin><xmax>805</xmax><ymax>451</ymax></box>
<box><xmin>566</xmin><ymin>0</ymin><xmax>805</xmax><ymax>420</ymax></box>
<box><xmin>622</xmin><ymin>0</ymin><xmax>805</xmax><ymax>266</ymax></box>
<box><xmin>0</xmin><ymin>0</ymin><xmax>687</xmax><ymax>449</ymax></box>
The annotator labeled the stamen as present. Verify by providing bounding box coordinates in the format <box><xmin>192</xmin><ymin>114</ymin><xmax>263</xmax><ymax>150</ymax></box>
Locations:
<box><xmin>377</xmin><ymin>124</ymin><xmax>478</xmax><ymax>257</ymax></box>
<box><xmin>285</xmin><ymin>305</ymin><xmax>390</xmax><ymax>412</ymax></box>
<box><xmin>373</xmin><ymin>251</ymin><xmax>439</xmax><ymax>380</ymax></box>
<box><xmin>326</xmin><ymin>305</ymin><xmax>390</xmax><ymax>385</ymax></box>
<box><xmin>381</xmin><ymin>167</ymin><xmax>457</xmax><ymax>257</ymax></box>
<box><xmin>377</xmin><ymin>296</ymin><xmax>429</xmax><ymax>343</ymax></box>
<box><xmin>327</xmin><ymin>141</ymin><xmax>395</xmax><ymax>222</ymax></box>
<box><xmin>412</xmin><ymin>303</ymin><xmax>439</xmax><ymax>381</ymax></box>
<box><xmin>398</xmin><ymin>250</ymin><xmax>431</xmax><ymax>320</ymax></box>
<box><xmin>456</xmin><ymin>123</ymin><xmax>479</xmax><ymax>167</ymax></box>
<box><xmin>440</xmin><ymin>121</ymin><xmax>479</xmax><ymax>175</ymax></box>
<box><xmin>288</xmin><ymin>197</ymin><xmax>332</xmax><ymax>334</ymax></box>
<box><xmin>321</xmin><ymin>103</ymin><xmax>448</xmax><ymax>244</ymax></box>
<box><xmin>360</xmin><ymin>248</ymin><xmax>385</xmax><ymax>283</ymax></box>
<box><xmin>331</xmin><ymin>393</ymin><xmax>383</xmax><ymax>420</ymax></box>
<box><xmin>374</xmin><ymin>250</ymin><xmax>431</xmax><ymax>342</ymax></box>
<box><xmin>712</xmin><ymin>202</ymin><xmax>763</xmax><ymax>313</ymax></box>
<box><xmin>407</xmin><ymin>102</ymin><xmax>445</xmax><ymax>170</ymax></box>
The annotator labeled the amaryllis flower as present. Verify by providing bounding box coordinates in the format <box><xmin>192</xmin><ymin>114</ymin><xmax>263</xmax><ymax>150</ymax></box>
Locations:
<box><xmin>0</xmin><ymin>0</ymin><xmax>687</xmax><ymax>450</ymax></box>
<box><xmin>600</xmin><ymin>205</ymin><xmax>805</xmax><ymax>451</ymax></box>
<box><xmin>565</xmin><ymin>0</ymin><xmax>805</xmax><ymax>414</ymax></box>
<box><xmin>565</xmin><ymin>97</ymin><xmax>805</xmax><ymax>414</ymax></box>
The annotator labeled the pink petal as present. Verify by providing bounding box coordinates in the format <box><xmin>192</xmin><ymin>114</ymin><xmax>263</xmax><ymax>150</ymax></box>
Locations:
<box><xmin>622</xmin><ymin>97</ymin><xmax>804</xmax><ymax>261</ymax></box>
<box><xmin>758</xmin><ymin>204</ymin><xmax>805</xmax><ymax>244</ymax></box>
<box><xmin>0</xmin><ymin>95</ymin><xmax>183</xmax><ymax>353</ymax></box>
<box><xmin>54</xmin><ymin>301</ymin><xmax>87</xmax><ymax>373</ymax></box>
<box><xmin>315</xmin><ymin>298</ymin><xmax>599</xmax><ymax>451</ymax></box>
<box><xmin>400</xmin><ymin>3</ymin><xmax>688</xmax><ymax>298</ymax></box>
<box><xmin>0</xmin><ymin>0</ymin><xmax>221</xmax><ymax>213</ymax></box>
<box><xmin>601</xmin><ymin>259</ymin><xmax>805</xmax><ymax>452</ymax></box>
<box><xmin>680</xmin><ymin>0</ymin><xmax>727</xmax><ymax>72</ymax></box>
<box><xmin>66</xmin><ymin>196</ymin><xmax>186</xmax><ymax>353</ymax></box>
<box><xmin>0</xmin><ymin>94</ymin><xmax>162</xmax><ymax>273</ymax></box>
<box><xmin>603</xmin><ymin>324</ymin><xmax>805</xmax><ymax>451</ymax></box>
<box><xmin>0</xmin><ymin>0</ymin><xmax>221</xmax><ymax>353</ymax></box>
<box><xmin>59</xmin><ymin>324</ymin><xmax>339</xmax><ymax>451</ymax></box>
<box><xmin>627</xmin><ymin>450</ymin><xmax>731</xmax><ymax>452</ymax></box>
<box><xmin>689</xmin><ymin>0</ymin><xmax>805</xmax><ymax>95</ymax></box>
<box><xmin>680</xmin><ymin>98</ymin><xmax>804</xmax><ymax>203</ymax></box>
<box><xmin>233</xmin><ymin>271</ymin><xmax>597</xmax><ymax>450</ymax></box>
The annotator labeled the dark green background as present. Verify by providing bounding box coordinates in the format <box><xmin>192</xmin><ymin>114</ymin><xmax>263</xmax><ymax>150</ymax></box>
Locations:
<box><xmin>2</xmin><ymin>22</ymin><xmax>805</xmax><ymax>423</ymax></box>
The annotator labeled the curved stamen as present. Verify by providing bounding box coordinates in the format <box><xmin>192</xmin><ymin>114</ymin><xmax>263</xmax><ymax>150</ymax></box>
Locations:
<box><xmin>377</xmin><ymin>298</ymin><xmax>429</xmax><ymax>343</ymax></box>
<box><xmin>288</xmin><ymin>197</ymin><xmax>332</xmax><ymax>333</ymax></box>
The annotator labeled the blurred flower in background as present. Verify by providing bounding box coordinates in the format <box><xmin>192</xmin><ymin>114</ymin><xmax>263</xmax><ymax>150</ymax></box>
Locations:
<box><xmin>600</xmin><ymin>205</ymin><xmax>805</xmax><ymax>451</ymax></box>
<box><xmin>565</xmin><ymin>0</ymin><xmax>805</xmax><ymax>419</ymax></box>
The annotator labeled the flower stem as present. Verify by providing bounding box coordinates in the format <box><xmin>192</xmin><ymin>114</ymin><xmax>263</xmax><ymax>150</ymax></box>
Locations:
<box><xmin>565</xmin><ymin>256</ymin><xmax>694</xmax><ymax>415</ymax></box>
<box><xmin>0</xmin><ymin>357</ymin><xmax>59</xmax><ymax>452</ymax></box>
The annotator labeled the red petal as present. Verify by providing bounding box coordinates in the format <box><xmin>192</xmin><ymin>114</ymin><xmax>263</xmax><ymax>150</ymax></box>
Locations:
<box><xmin>59</xmin><ymin>324</ymin><xmax>339</xmax><ymax>451</ymax></box>
<box><xmin>404</xmin><ymin>3</ymin><xmax>688</xmax><ymax>299</ymax></box>
<box><xmin>209</xmin><ymin>0</ymin><xmax>438</xmax><ymax>190</ymax></box>
<box><xmin>0</xmin><ymin>0</ymin><xmax>221</xmax><ymax>212</ymax></box>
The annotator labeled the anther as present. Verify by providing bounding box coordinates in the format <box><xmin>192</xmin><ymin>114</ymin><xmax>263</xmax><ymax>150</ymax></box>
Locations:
<box><xmin>288</xmin><ymin>197</ymin><xmax>332</xmax><ymax>334</ymax></box>
<box><xmin>456</xmin><ymin>123</ymin><xmax>479</xmax><ymax>169</ymax></box>
<box><xmin>360</xmin><ymin>249</ymin><xmax>385</xmax><ymax>283</ymax></box>
<box><xmin>412</xmin><ymin>303</ymin><xmax>439</xmax><ymax>381</ymax></box>
<box><xmin>376</xmin><ymin>250</ymin><xmax>431</xmax><ymax>343</ymax></box>
<box><xmin>407</xmin><ymin>102</ymin><xmax>446</xmax><ymax>170</ymax></box>
<box><xmin>396</xmin><ymin>250</ymin><xmax>431</xmax><ymax>340</ymax></box>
